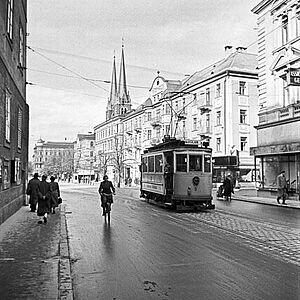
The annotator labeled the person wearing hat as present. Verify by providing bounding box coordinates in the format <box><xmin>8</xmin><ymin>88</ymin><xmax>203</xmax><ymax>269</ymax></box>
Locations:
<box><xmin>276</xmin><ymin>170</ymin><xmax>288</xmax><ymax>204</ymax></box>
<box><xmin>26</xmin><ymin>173</ymin><xmax>41</xmax><ymax>212</ymax></box>
<box><xmin>49</xmin><ymin>175</ymin><xmax>60</xmax><ymax>214</ymax></box>
<box><xmin>37</xmin><ymin>175</ymin><xmax>51</xmax><ymax>224</ymax></box>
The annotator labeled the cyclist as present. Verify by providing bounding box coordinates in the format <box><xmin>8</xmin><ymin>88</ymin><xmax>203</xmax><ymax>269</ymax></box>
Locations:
<box><xmin>98</xmin><ymin>175</ymin><xmax>116</xmax><ymax>216</ymax></box>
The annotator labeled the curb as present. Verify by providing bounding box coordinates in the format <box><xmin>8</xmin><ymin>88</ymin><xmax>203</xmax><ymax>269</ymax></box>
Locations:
<box><xmin>58</xmin><ymin>204</ymin><xmax>74</xmax><ymax>300</ymax></box>
<box><xmin>231</xmin><ymin>196</ymin><xmax>300</xmax><ymax>209</ymax></box>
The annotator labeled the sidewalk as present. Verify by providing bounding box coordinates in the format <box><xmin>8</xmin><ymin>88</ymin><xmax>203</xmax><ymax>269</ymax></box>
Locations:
<box><xmin>0</xmin><ymin>204</ymin><xmax>73</xmax><ymax>300</ymax></box>
<box><xmin>229</xmin><ymin>187</ymin><xmax>300</xmax><ymax>209</ymax></box>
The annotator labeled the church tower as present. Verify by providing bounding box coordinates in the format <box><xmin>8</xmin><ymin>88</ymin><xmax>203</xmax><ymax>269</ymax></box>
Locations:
<box><xmin>106</xmin><ymin>43</ymin><xmax>132</xmax><ymax>120</ymax></box>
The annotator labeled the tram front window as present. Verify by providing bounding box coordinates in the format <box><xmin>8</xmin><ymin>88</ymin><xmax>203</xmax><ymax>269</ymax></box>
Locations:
<box><xmin>176</xmin><ymin>154</ymin><xmax>187</xmax><ymax>172</ymax></box>
<box><xmin>189</xmin><ymin>155</ymin><xmax>203</xmax><ymax>171</ymax></box>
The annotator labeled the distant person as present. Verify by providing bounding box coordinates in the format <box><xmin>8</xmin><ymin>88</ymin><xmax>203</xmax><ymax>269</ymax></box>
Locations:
<box><xmin>223</xmin><ymin>174</ymin><xmax>234</xmax><ymax>201</ymax></box>
<box><xmin>37</xmin><ymin>175</ymin><xmax>51</xmax><ymax>224</ymax></box>
<box><xmin>26</xmin><ymin>173</ymin><xmax>41</xmax><ymax>212</ymax></box>
<box><xmin>98</xmin><ymin>175</ymin><xmax>115</xmax><ymax>216</ymax></box>
<box><xmin>277</xmin><ymin>170</ymin><xmax>287</xmax><ymax>205</ymax></box>
<box><xmin>49</xmin><ymin>176</ymin><xmax>60</xmax><ymax>214</ymax></box>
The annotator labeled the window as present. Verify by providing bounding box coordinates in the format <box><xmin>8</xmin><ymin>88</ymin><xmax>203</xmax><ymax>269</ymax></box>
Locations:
<box><xmin>193</xmin><ymin>117</ymin><xmax>197</xmax><ymax>130</ymax></box>
<box><xmin>282</xmin><ymin>14</ymin><xmax>288</xmax><ymax>45</ymax></box>
<box><xmin>175</xmin><ymin>100</ymin><xmax>178</xmax><ymax>111</ymax></box>
<box><xmin>206</xmin><ymin>114</ymin><xmax>211</xmax><ymax>132</ymax></box>
<box><xmin>6</xmin><ymin>0</ymin><xmax>13</xmax><ymax>40</ymax></box>
<box><xmin>189</xmin><ymin>155</ymin><xmax>203</xmax><ymax>172</ymax></box>
<box><xmin>216</xmin><ymin>111</ymin><xmax>221</xmax><ymax>125</ymax></box>
<box><xmin>205</xmin><ymin>88</ymin><xmax>211</xmax><ymax>105</ymax></box>
<box><xmin>182</xmin><ymin>98</ymin><xmax>186</xmax><ymax>113</ymax></box>
<box><xmin>240</xmin><ymin>110</ymin><xmax>246</xmax><ymax>124</ymax></box>
<box><xmin>17</xmin><ymin>107</ymin><xmax>22</xmax><ymax>148</ymax></box>
<box><xmin>19</xmin><ymin>24</ymin><xmax>25</xmax><ymax>67</ymax></box>
<box><xmin>147</xmin><ymin>130</ymin><xmax>152</xmax><ymax>140</ymax></box>
<box><xmin>204</xmin><ymin>155</ymin><xmax>211</xmax><ymax>173</ymax></box>
<box><xmin>193</xmin><ymin>94</ymin><xmax>197</xmax><ymax>106</ymax></box>
<box><xmin>165</xmin><ymin>125</ymin><xmax>170</xmax><ymax>135</ymax></box>
<box><xmin>216</xmin><ymin>83</ymin><xmax>221</xmax><ymax>97</ymax></box>
<box><xmin>5</xmin><ymin>90</ymin><xmax>11</xmax><ymax>142</ymax></box>
<box><xmin>148</xmin><ymin>156</ymin><xmax>154</xmax><ymax>172</ymax></box>
<box><xmin>239</xmin><ymin>81</ymin><xmax>246</xmax><ymax>95</ymax></box>
<box><xmin>147</xmin><ymin>112</ymin><xmax>151</xmax><ymax>121</ymax></box>
<box><xmin>165</xmin><ymin>103</ymin><xmax>171</xmax><ymax>114</ymax></box>
<box><xmin>216</xmin><ymin>138</ymin><xmax>221</xmax><ymax>152</ymax></box>
<box><xmin>155</xmin><ymin>155</ymin><xmax>163</xmax><ymax>172</ymax></box>
<box><xmin>176</xmin><ymin>154</ymin><xmax>187</xmax><ymax>172</ymax></box>
<box><xmin>240</xmin><ymin>137</ymin><xmax>247</xmax><ymax>151</ymax></box>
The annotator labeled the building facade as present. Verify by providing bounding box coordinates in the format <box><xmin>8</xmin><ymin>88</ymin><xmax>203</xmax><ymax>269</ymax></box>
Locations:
<box><xmin>32</xmin><ymin>139</ymin><xmax>74</xmax><ymax>181</ymax></box>
<box><xmin>0</xmin><ymin>0</ymin><xmax>29</xmax><ymax>224</ymax></box>
<box><xmin>251</xmin><ymin>0</ymin><xmax>300</xmax><ymax>198</ymax></box>
<box><xmin>94</xmin><ymin>45</ymin><xmax>259</xmax><ymax>187</ymax></box>
<box><xmin>73</xmin><ymin>133</ymin><xmax>95</xmax><ymax>183</ymax></box>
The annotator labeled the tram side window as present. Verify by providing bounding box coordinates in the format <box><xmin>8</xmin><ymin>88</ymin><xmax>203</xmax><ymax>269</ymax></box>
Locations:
<box><xmin>189</xmin><ymin>155</ymin><xmax>203</xmax><ymax>171</ymax></box>
<box><xmin>176</xmin><ymin>154</ymin><xmax>187</xmax><ymax>172</ymax></box>
<box><xmin>204</xmin><ymin>154</ymin><xmax>211</xmax><ymax>172</ymax></box>
<box><xmin>148</xmin><ymin>156</ymin><xmax>154</xmax><ymax>172</ymax></box>
<box><xmin>142</xmin><ymin>157</ymin><xmax>148</xmax><ymax>172</ymax></box>
<box><xmin>155</xmin><ymin>154</ymin><xmax>163</xmax><ymax>173</ymax></box>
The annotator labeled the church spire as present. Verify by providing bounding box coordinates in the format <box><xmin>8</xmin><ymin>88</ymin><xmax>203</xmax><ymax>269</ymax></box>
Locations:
<box><xmin>118</xmin><ymin>40</ymin><xmax>129</xmax><ymax>103</ymax></box>
<box><xmin>106</xmin><ymin>53</ymin><xmax>118</xmax><ymax>120</ymax></box>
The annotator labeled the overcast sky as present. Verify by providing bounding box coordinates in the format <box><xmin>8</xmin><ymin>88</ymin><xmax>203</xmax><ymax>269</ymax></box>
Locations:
<box><xmin>27</xmin><ymin>0</ymin><xmax>259</xmax><ymax>157</ymax></box>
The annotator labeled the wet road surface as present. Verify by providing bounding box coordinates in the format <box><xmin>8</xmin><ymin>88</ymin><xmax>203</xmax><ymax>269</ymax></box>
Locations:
<box><xmin>63</xmin><ymin>184</ymin><xmax>300</xmax><ymax>300</ymax></box>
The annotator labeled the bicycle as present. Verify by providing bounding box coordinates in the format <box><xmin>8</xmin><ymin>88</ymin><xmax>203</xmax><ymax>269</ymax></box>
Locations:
<box><xmin>101</xmin><ymin>193</ymin><xmax>114</xmax><ymax>222</ymax></box>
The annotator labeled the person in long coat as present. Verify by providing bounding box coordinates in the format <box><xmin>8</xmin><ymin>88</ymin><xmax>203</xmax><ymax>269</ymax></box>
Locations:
<box><xmin>26</xmin><ymin>173</ymin><xmax>41</xmax><ymax>212</ymax></box>
<box><xmin>49</xmin><ymin>176</ymin><xmax>60</xmax><ymax>214</ymax></box>
<box><xmin>37</xmin><ymin>175</ymin><xmax>51</xmax><ymax>224</ymax></box>
<box><xmin>277</xmin><ymin>170</ymin><xmax>287</xmax><ymax>204</ymax></box>
<box><xmin>223</xmin><ymin>174</ymin><xmax>234</xmax><ymax>201</ymax></box>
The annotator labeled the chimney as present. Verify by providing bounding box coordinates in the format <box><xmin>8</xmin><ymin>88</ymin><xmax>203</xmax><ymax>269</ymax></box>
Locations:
<box><xmin>224</xmin><ymin>45</ymin><xmax>233</xmax><ymax>55</ymax></box>
<box><xmin>236</xmin><ymin>46</ymin><xmax>247</xmax><ymax>52</ymax></box>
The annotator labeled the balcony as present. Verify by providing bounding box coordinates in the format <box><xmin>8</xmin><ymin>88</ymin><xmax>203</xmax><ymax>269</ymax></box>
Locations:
<box><xmin>198</xmin><ymin>125</ymin><xmax>212</xmax><ymax>134</ymax></box>
<box><xmin>134</xmin><ymin>123</ymin><xmax>142</xmax><ymax>133</ymax></box>
<box><xmin>125</xmin><ymin>127</ymin><xmax>133</xmax><ymax>135</ymax></box>
<box><xmin>150</xmin><ymin>117</ymin><xmax>162</xmax><ymax>127</ymax></box>
<box><xmin>151</xmin><ymin>137</ymin><xmax>161</xmax><ymax>145</ymax></box>
<box><xmin>258</xmin><ymin>102</ymin><xmax>300</xmax><ymax>125</ymax></box>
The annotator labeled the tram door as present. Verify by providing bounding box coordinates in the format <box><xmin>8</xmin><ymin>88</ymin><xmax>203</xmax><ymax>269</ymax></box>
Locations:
<box><xmin>164</xmin><ymin>152</ymin><xmax>174</xmax><ymax>194</ymax></box>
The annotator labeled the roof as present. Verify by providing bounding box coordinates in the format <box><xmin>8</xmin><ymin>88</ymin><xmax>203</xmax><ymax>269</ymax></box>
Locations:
<box><xmin>181</xmin><ymin>51</ymin><xmax>258</xmax><ymax>89</ymax></box>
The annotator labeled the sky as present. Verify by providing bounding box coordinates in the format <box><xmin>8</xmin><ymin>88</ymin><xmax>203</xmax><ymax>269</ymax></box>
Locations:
<box><xmin>27</xmin><ymin>0</ymin><xmax>259</xmax><ymax>157</ymax></box>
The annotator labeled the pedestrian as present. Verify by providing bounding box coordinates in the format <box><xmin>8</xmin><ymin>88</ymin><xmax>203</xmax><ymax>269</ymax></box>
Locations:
<box><xmin>26</xmin><ymin>173</ymin><xmax>41</xmax><ymax>212</ymax></box>
<box><xmin>37</xmin><ymin>175</ymin><xmax>51</xmax><ymax>224</ymax></box>
<box><xmin>276</xmin><ymin>170</ymin><xmax>287</xmax><ymax>205</ymax></box>
<box><xmin>98</xmin><ymin>175</ymin><xmax>115</xmax><ymax>216</ymax></box>
<box><xmin>49</xmin><ymin>175</ymin><xmax>60</xmax><ymax>214</ymax></box>
<box><xmin>223</xmin><ymin>173</ymin><xmax>234</xmax><ymax>201</ymax></box>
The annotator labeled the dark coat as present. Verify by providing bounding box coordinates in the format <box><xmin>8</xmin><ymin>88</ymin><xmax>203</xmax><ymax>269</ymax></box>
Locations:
<box><xmin>49</xmin><ymin>181</ymin><xmax>60</xmax><ymax>208</ymax></box>
<box><xmin>37</xmin><ymin>180</ymin><xmax>51</xmax><ymax>216</ymax></box>
<box><xmin>223</xmin><ymin>177</ymin><xmax>233</xmax><ymax>197</ymax></box>
<box><xmin>26</xmin><ymin>178</ymin><xmax>41</xmax><ymax>206</ymax></box>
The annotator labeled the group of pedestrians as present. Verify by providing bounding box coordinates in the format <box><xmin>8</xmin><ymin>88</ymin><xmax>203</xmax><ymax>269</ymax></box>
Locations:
<box><xmin>26</xmin><ymin>173</ymin><xmax>61</xmax><ymax>224</ymax></box>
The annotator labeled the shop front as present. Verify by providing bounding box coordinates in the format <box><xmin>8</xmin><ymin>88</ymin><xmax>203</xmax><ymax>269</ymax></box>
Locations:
<box><xmin>251</xmin><ymin>143</ymin><xmax>300</xmax><ymax>199</ymax></box>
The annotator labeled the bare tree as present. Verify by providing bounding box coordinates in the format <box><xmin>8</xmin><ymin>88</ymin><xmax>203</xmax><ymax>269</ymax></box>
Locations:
<box><xmin>111</xmin><ymin>134</ymin><xmax>125</xmax><ymax>187</ymax></box>
<box><xmin>97</xmin><ymin>151</ymin><xmax>111</xmax><ymax>178</ymax></box>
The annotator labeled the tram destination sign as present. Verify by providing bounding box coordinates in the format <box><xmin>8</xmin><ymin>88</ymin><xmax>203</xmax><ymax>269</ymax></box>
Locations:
<box><xmin>288</xmin><ymin>69</ymin><xmax>300</xmax><ymax>86</ymax></box>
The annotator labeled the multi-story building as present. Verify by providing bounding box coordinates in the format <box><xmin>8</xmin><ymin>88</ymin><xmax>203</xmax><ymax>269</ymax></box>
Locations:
<box><xmin>32</xmin><ymin>138</ymin><xmax>74</xmax><ymax>181</ymax></box>
<box><xmin>0</xmin><ymin>0</ymin><xmax>29</xmax><ymax>224</ymax></box>
<box><xmin>131</xmin><ymin>48</ymin><xmax>258</xmax><ymax>184</ymax></box>
<box><xmin>73</xmin><ymin>133</ymin><xmax>95</xmax><ymax>183</ymax></box>
<box><xmin>251</xmin><ymin>0</ymin><xmax>300</xmax><ymax>197</ymax></box>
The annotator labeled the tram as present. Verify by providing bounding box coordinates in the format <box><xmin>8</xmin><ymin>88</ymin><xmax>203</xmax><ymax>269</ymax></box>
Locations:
<box><xmin>140</xmin><ymin>138</ymin><xmax>215</xmax><ymax>211</ymax></box>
